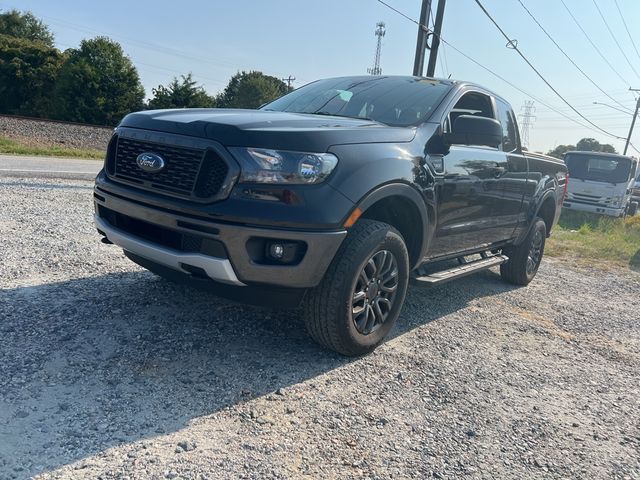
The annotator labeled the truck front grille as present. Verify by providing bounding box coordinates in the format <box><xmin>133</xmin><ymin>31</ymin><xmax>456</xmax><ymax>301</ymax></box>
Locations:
<box><xmin>111</xmin><ymin>137</ymin><xmax>230</xmax><ymax>201</ymax></box>
<box><xmin>567</xmin><ymin>192</ymin><xmax>610</xmax><ymax>205</ymax></box>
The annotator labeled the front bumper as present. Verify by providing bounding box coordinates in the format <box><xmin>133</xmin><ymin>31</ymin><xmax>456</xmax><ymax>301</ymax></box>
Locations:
<box><xmin>94</xmin><ymin>186</ymin><xmax>347</xmax><ymax>289</ymax></box>
<box><xmin>562</xmin><ymin>201</ymin><xmax>624</xmax><ymax>217</ymax></box>
<box><xmin>95</xmin><ymin>214</ymin><xmax>244</xmax><ymax>285</ymax></box>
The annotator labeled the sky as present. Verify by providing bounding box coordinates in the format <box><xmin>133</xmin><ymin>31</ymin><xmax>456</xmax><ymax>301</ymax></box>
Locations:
<box><xmin>4</xmin><ymin>0</ymin><xmax>640</xmax><ymax>155</ymax></box>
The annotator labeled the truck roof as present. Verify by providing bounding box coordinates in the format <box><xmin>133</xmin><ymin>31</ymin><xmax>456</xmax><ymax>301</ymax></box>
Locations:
<box><xmin>564</xmin><ymin>151</ymin><xmax>635</xmax><ymax>161</ymax></box>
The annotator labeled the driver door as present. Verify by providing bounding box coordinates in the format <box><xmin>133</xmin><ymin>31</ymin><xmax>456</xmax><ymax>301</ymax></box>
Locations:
<box><xmin>428</xmin><ymin>91</ymin><xmax>509</xmax><ymax>258</ymax></box>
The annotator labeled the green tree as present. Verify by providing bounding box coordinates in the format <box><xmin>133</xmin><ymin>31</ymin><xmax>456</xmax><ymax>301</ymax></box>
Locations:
<box><xmin>576</xmin><ymin>138</ymin><xmax>600</xmax><ymax>152</ymax></box>
<box><xmin>598</xmin><ymin>143</ymin><xmax>617</xmax><ymax>154</ymax></box>
<box><xmin>547</xmin><ymin>138</ymin><xmax>618</xmax><ymax>159</ymax></box>
<box><xmin>52</xmin><ymin>37</ymin><xmax>144</xmax><ymax>125</ymax></box>
<box><xmin>216</xmin><ymin>71</ymin><xmax>288</xmax><ymax>109</ymax></box>
<box><xmin>148</xmin><ymin>74</ymin><xmax>215</xmax><ymax>109</ymax></box>
<box><xmin>0</xmin><ymin>9</ymin><xmax>54</xmax><ymax>46</ymax></box>
<box><xmin>576</xmin><ymin>137</ymin><xmax>617</xmax><ymax>153</ymax></box>
<box><xmin>547</xmin><ymin>144</ymin><xmax>575</xmax><ymax>159</ymax></box>
<box><xmin>0</xmin><ymin>34</ymin><xmax>64</xmax><ymax>116</ymax></box>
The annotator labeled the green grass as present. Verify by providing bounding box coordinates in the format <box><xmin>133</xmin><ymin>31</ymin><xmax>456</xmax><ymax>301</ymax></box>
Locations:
<box><xmin>546</xmin><ymin>209</ymin><xmax>640</xmax><ymax>270</ymax></box>
<box><xmin>0</xmin><ymin>136</ymin><xmax>104</xmax><ymax>159</ymax></box>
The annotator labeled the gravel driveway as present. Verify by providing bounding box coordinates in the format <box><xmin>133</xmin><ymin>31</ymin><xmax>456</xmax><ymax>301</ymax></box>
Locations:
<box><xmin>1</xmin><ymin>177</ymin><xmax>639</xmax><ymax>480</ymax></box>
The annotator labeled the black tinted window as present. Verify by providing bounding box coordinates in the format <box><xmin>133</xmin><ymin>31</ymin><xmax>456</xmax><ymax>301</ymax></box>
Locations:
<box><xmin>565</xmin><ymin>154</ymin><xmax>632</xmax><ymax>184</ymax></box>
<box><xmin>496</xmin><ymin>99</ymin><xmax>518</xmax><ymax>152</ymax></box>
<box><xmin>262</xmin><ymin>77</ymin><xmax>451</xmax><ymax>127</ymax></box>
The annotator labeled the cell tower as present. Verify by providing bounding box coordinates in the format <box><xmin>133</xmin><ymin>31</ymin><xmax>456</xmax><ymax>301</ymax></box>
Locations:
<box><xmin>368</xmin><ymin>22</ymin><xmax>386</xmax><ymax>75</ymax></box>
<box><xmin>518</xmin><ymin>100</ymin><xmax>536</xmax><ymax>149</ymax></box>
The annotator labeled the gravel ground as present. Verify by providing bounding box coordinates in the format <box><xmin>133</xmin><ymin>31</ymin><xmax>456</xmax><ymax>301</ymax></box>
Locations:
<box><xmin>0</xmin><ymin>116</ymin><xmax>112</xmax><ymax>151</ymax></box>
<box><xmin>1</xmin><ymin>177</ymin><xmax>639</xmax><ymax>480</ymax></box>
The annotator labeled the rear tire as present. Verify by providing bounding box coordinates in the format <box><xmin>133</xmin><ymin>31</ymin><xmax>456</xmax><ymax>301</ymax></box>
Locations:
<box><xmin>303</xmin><ymin>219</ymin><xmax>410</xmax><ymax>356</ymax></box>
<box><xmin>500</xmin><ymin>217</ymin><xmax>546</xmax><ymax>286</ymax></box>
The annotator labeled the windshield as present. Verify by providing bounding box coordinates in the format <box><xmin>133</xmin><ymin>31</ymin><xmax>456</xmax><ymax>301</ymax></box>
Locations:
<box><xmin>262</xmin><ymin>76</ymin><xmax>451</xmax><ymax>127</ymax></box>
<box><xmin>564</xmin><ymin>153</ymin><xmax>632</xmax><ymax>184</ymax></box>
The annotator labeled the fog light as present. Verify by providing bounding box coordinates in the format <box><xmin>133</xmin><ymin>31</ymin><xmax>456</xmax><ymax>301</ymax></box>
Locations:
<box><xmin>264</xmin><ymin>240</ymin><xmax>305</xmax><ymax>264</ymax></box>
<box><xmin>269</xmin><ymin>243</ymin><xmax>285</xmax><ymax>259</ymax></box>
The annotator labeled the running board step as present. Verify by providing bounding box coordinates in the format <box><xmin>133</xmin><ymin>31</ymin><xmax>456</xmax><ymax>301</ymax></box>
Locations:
<box><xmin>411</xmin><ymin>254</ymin><xmax>509</xmax><ymax>286</ymax></box>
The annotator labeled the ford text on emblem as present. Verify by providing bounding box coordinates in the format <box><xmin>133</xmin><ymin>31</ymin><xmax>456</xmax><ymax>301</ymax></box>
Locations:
<box><xmin>136</xmin><ymin>152</ymin><xmax>165</xmax><ymax>173</ymax></box>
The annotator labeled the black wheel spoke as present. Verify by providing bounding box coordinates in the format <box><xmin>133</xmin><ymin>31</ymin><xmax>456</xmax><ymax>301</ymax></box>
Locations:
<box><xmin>359</xmin><ymin>269</ymin><xmax>370</xmax><ymax>285</ymax></box>
<box><xmin>372</xmin><ymin>300</ymin><xmax>384</xmax><ymax>324</ymax></box>
<box><xmin>367</xmin><ymin>258</ymin><xmax>378</xmax><ymax>278</ymax></box>
<box><xmin>351</xmin><ymin>249</ymin><xmax>399</xmax><ymax>335</ymax></box>
<box><xmin>377</xmin><ymin>297</ymin><xmax>392</xmax><ymax>312</ymax></box>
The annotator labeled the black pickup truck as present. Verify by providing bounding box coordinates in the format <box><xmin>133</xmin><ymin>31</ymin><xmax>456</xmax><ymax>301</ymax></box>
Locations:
<box><xmin>94</xmin><ymin>76</ymin><xmax>568</xmax><ymax>355</ymax></box>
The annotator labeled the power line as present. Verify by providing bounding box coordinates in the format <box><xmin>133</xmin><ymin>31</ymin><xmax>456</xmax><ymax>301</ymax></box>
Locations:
<box><xmin>558</xmin><ymin>0</ymin><xmax>631</xmax><ymax>89</ymax></box>
<box><xmin>376</xmin><ymin>0</ymin><xmax>420</xmax><ymax>26</ymax></box>
<box><xmin>375</xmin><ymin>0</ymin><xmax>639</xmax><ymax>154</ymax></box>
<box><xmin>440</xmin><ymin>40</ymin><xmax>450</xmax><ymax>77</ymax></box>
<box><xmin>373</xmin><ymin>2</ymin><xmax>595</xmax><ymax>131</ymax></box>
<box><xmin>516</xmin><ymin>0</ymin><xmax>633</xmax><ymax>114</ymax></box>
<box><xmin>591</xmin><ymin>0</ymin><xmax>640</xmax><ymax>81</ymax></box>
<box><xmin>473</xmin><ymin>0</ymin><xmax>628</xmax><ymax>140</ymax></box>
<box><xmin>7</xmin><ymin>6</ymin><xmax>311</xmax><ymax>86</ymax></box>
<box><xmin>52</xmin><ymin>40</ymin><xmax>226</xmax><ymax>89</ymax></box>
<box><xmin>439</xmin><ymin>38</ymin><xmax>605</xmax><ymax>138</ymax></box>
<box><xmin>613</xmin><ymin>0</ymin><xmax>640</xmax><ymax>64</ymax></box>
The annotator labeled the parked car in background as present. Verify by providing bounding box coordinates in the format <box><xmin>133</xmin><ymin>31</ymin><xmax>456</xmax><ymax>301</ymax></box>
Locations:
<box><xmin>93</xmin><ymin>75</ymin><xmax>568</xmax><ymax>355</ymax></box>
<box><xmin>562</xmin><ymin>151</ymin><xmax>638</xmax><ymax>217</ymax></box>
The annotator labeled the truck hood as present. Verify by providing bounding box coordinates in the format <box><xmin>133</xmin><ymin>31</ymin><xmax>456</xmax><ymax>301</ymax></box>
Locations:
<box><xmin>119</xmin><ymin>108</ymin><xmax>416</xmax><ymax>151</ymax></box>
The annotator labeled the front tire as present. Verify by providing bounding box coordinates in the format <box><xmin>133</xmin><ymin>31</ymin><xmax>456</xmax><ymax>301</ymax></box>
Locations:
<box><xmin>500</xmin><ymin>217</ymin><xmax>547</xmax><ymax>285</ymax></box>
<box><xmin>303</xmin><ymin>219</ymin><xmax>410</xmax><ymax>356</ymax></box>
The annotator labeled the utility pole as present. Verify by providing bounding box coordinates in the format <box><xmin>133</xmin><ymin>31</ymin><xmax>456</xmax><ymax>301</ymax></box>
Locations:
<box><xmin>624</xmin><ymin>89</ymin><xmax>640</xmax><ymax>155</ymax></box>
<box><xmin>426</xmin><ymin>0</ymin><xmax>446</xmax><ymax>78</ymax></box>
<box><xmin>518</xmin><ymin>100</ymin><xmax>536</xmax><ymax>150</ymax></box>
<box><xmin>368</xmin><ymin>22</ymin><xmax>386</xmax><ymax>75</ymax></box>
<box><xmin>412</xmin><ymin>0</ymin><xmax>432</xmax><ymax>76</ymax></box>
<box><xmin>282</xmin><ymin>75</ymin><xmax>296</xmax><ymax>91</ymax></box>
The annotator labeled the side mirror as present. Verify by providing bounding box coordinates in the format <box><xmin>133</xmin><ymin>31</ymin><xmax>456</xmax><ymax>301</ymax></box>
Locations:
<box><xmin>444</xmin><ymin>115</ymin><xmax>502</xmax><ymax>148</ymax></box>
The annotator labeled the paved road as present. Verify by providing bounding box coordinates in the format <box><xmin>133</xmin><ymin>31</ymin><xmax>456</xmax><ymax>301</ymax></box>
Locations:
<box><xmin>0</xmin><ymin>154</ymin><xmax>102</xmax><ymax>180</ymax></box>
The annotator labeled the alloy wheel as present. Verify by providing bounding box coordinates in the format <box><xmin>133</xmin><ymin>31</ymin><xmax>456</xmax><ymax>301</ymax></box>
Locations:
<box><xmin>351</xmin><ymin>250</ymin><xmax>399</xmax><ymax>335</ymax></box>
<box><xmin>526</xmin><ymin>229</ymin><xmax>544</xmax><ymax>276</ymax></box>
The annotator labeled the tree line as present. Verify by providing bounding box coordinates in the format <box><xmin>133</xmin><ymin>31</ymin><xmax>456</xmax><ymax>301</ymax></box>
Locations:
<box><xmin>545</xmin><ymin>137</ymin><xmax>617</xmax><ymax>159</ymax></box>
<box><xmin>0</xmin><ymin>10</ymin><xmax>290</xmax><ymax>126</ymax></box>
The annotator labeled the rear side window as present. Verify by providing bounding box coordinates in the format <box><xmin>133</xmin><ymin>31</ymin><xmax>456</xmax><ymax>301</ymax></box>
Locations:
<box><xmin>496</xmin><ymin>99</ymin><xmax>518</xmax><ymax>152</ymax></box>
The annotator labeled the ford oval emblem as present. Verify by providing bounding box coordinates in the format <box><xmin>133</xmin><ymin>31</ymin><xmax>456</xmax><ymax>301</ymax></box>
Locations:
<box><xmin>136</xmin><ymin>152</ymin><xmax>165</xmax><ymax>173</ymax></box>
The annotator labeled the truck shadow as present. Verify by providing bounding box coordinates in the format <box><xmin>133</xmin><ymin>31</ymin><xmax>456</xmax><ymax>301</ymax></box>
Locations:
<box><xmin>0</xmin><ymin>269</ymin><xmax>516</xmax><ymax>477</ymax></box>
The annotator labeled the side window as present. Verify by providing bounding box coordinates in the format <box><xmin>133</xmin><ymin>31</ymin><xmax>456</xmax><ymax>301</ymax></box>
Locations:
<box><xmin>444</xmin><ymin>91</ymin><xmax>495</xmax><ymax>133</ymax></box>
<box><xmin>496</xmin><ymin>99</ymin><xmax>518</xmax><ymax>152</ymax></box>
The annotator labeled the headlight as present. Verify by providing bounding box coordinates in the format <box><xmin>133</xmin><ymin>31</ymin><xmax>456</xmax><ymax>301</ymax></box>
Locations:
<box><xmin>229</xmin><ymin>147</ymin><xmax>338</xmax><ymax>184</ymax></box>
<box><xmin>611</xmin><ymin>195</ymin><xmax>623</xmax><ymax>207</ymax></box>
